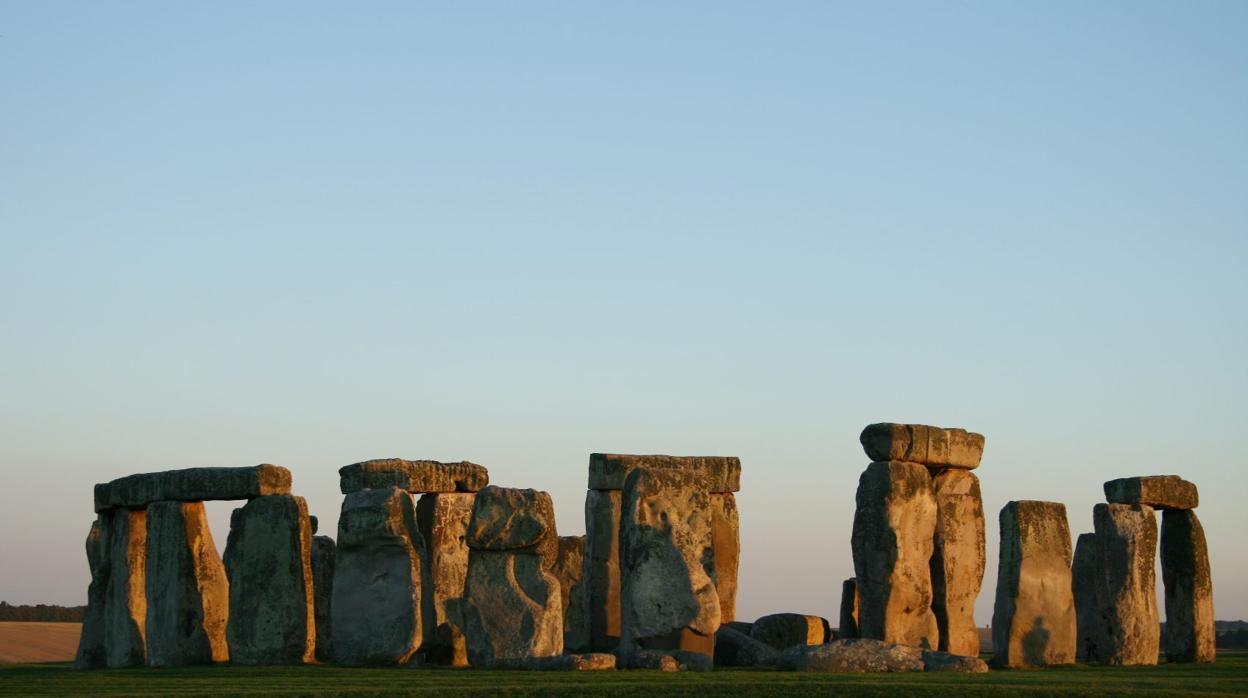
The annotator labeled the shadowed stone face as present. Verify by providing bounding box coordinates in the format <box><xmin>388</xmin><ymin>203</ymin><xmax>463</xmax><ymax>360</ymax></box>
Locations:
<box><xmin>144</xmin><ymin>500</ymin><xmax>229</xmax><ymax>667</ymax></box>
<box><xmin>838</xmin><ymin>578</ymin><xmax>859</xmax><ymax>639</ymax></box>
<box><xmin>311</xmin><ymin>535</ymin><xmax>336</xmax><ymax>663</ymax></box>
<box><xmin>750</xmin><ymin>613</ymin><xmax>831</xmax><ymax>650</ymax></box>
<box><xmin>1093</xmin><ymin>503</ymin><xmax>1159</xmax><ymax>666</ymax></box>
<box><xmin>859</xmin><ymin>424</ymin><xmax>985</xmax><ymax>470</ymax></box>
<box><xmin>1160</xmin><ymin>509</ymin><xmax>1216</xmax><ymax>663</ymax></box>
<box><xmin>1103</xmin><ymin>476</ymin><xmax>1198</xmax><ymax>511</ymax></box>
<box><xmin>552</xmin><ymin>536</ymin><xmax>589</xmax><ymax>653</ymax></box>
<box><xmin>1072</xmin><ymin>532</ymin><xmax>1106</xmax><ymax>663</ymax></box>
<box><xmin>74</xmin><ymin>517</ymin><xmax>108</xmax><ymax>670</ymax></box>
<box><xmin>583</xmin><ymin>489</ymin><xmax>622</xmax><ymax>652</ymax></box>
<box><xmin>104</xmin><ymin>509</ymin><xmax>147</xmax><ymax>668</ymax></box>
<box><xmin>930</xmin><ymin>468</ymin><xmax>985</xmax><ymax>657</ymax></box>
<box><xmin>338</xmin><ymin>459</ymin><xmax>488</xmax><ymax>495</ymax></box>
<box><xmin>416</xmin><ymin>492</ymin><xmax>476</xmax><ymax>666</ymax></box>
<box><xmin>94</xmin><ymin>465</ymin><xmax>291</xmax><ymax>513</ymax></box>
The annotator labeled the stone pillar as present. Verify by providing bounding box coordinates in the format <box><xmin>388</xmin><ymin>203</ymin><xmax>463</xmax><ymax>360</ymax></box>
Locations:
<box><xmin>223</xmin><ymin>494</ymin><xmax>316</xmax><ymax>664</ymax></box>
<box><xmin>553</xmin><ymin>535</ymin><xmax>589</xmax><ymax>653</ymax></box>
<box><xmin>851</xmin><ymin>460</ymin><xmax>938</xmax><ymax>649</ymax></box>
<box><xmin>838</xmin><ymin>578</ymin><xmax>859</xmax><ymax>639</ymax></box>
<box><xmin>104</xmin><ymin>508</ymin><xmax>147</xmax><ymax>668</ymax></box>
<box><xmin>930</xmin><ymin>468</ymin><xmax>985</xmax><ymax>657</ymax></box>
<box><xmin>709</xmin><ymin>493</ymin><xmax>740</xmax><ymax>624</ymax></box>
<box><xmin>73</xmin><ymin>517</ymin><xmax>108</xmax><ymax>670</ymax></box>
<box><xmin>1160</xmin><ymin>509</ymin><xmax>1215</xmax><ymax>663</ymax></box>
<box><xmin>990</xmin><ymin>500</ymin><xmax>1076</xmax><ymax>667</ymax></box>
<box><xmin>145</xmin><ymin>500</ymin><xmax>229</xmax><ymax>666</ymax></box>
<box><xmin>584</xmin><ymin>488</ymin><xmax>622</xmax><ymax>652</ymax></box>
<box><xmin>1071</xmin><ymin>532</ymin><xmax>1105</xmax><ymax>663</ymax></box>
<box><xmin>416</xmin><ymin>492</ymin><xmax>476</xmax><ymax>666</ymax></box>
<box><xmin>331</xmin><ymin>487</ymin><xmax>424</xmax><ymax>666</ymax></box>
<box><xmin>1093</xmin><ymin>503</ymin><xmax>1159</xmax><ymax>666</ymax></box>
<box><xmin>311</xmin><ymin>535</ymin><xmax>336</xmax><ymax>663</ymax></box>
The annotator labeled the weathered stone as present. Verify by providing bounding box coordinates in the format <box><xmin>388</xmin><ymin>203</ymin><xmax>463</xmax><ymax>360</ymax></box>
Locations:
<box><xmin>553</xmin><ymin>535</ymin><xmax>589</xmax><ymax>653</ymax></box>
<box><xmin>708</xmin><ymin>492</ymin><xmax>740</xmax><ymax>623</ymax></box>
<box><xmin>94</xmin><ymin>465</ymin><xmax>291</xmax><ymax>513</ymax></box>
<box><xmin>621</xmin><ymin>648</ymin><xmax>681</xmax><ymax>671</ymax></box>
<box><xmin>1072</xmin><ymin>532</ymin><xmax>1105</xmax><ymax>663</ymax></box>
<box><xmin>750</xmin><ymin>613</ymin><xmax>831</xmax><ymax>650</ymax></box>
<box><xmin>73</xmin><ymin>517</ymin><xmax>107</xmax><ymax>670</ymax></box>
<box><xmin>723</xmin><ymin>620</ymin><xmax>754</xmax><ymax>634</ymax></box>
<box><xmin>103</xmin><ymin>509</ymin><xmax>147</xmax><ymax>668</ymax></box>
<box><xmin>930</xmin><ymin>468</ymin><xmax>985</xmax><ymax>657</ymax></box>
<box><xmin>990</xmin><ymin>500</ymin><xmax>1076</xmax><ymax>667</ymax></box>
<box><xmin>311</xmin><ymin>535</ymin><xmax>335</xmax><ymax>663</ymax></box>
<box><xmin>489</xmin><ymin>652</ymin><xmax>617</xmax><ymax>670</ymax></box>
<box><xmin>223</xmin><ymin>495</ymin><xmax>315</xmax><ymax>665</ymax></box>
<box><xmin>859</xmin><ymin>424</ymin><xmax>984</xmax><ymax>470</ymax></box>
<box><xmin>1094</xmin><ymin>503</ymin><xmax>1159</xmax><ymax>666</ymax></box>
<box><xmin>339</xmin><ymin>458</ymin><xmax>489</xmax><ymax>495</ymax></box>
<box><xmin>583</xmin><ymin>489</ymin><xmax>622</xmax><ymax>652</ymax></box>
<box><xmin>920</xmin><ymin>649</ymin><xmax>989</xmax><ymax>672</ymax></box>
<box><xmin>466</xmin><ymin>485</ymin><xmax>557</xmax><ymax>554</ymax></box>
<box><xmin>1104</xmin><ymin>476</ymin><xmax>1198</xmax><ymax>511</ymax></box>
<box><xmin>851</xmin><ymin>461</ymin><xmax>938</xmax><ymax>649</ymax></box>
<box><xmin>331</xmin><ymin>487</ymin><xmax>424</xmax><ymax>666</ymax></box>
<box><xmin>839</xmin><ymin>578</ymin><xmax>859</xmax><ymax>639</ymax></box>
<box><xmin>619</xmin><ymin>467</ymin><xmax>720</xmax><ymax>661</ymax></box>
<box><xmin>461</xmin><ymin>549</ymin><xmax>563</xmax><ymax>665</ymax></box>
<box><xmin>416</xmin><ymin>492</ymin><xmax>474</xmax><ymax>666</ymax></box>
<box><xmin>1160</xmin><ymin>509</ymin><xmax>1216</xmax><ymax>663</ymax></box>
<box><xmin>779</xmin><ymin>639</ymin><xmax>925</xmax><ymax>673</ymax></box>
<box><xmin>713</xmin><ymin>626</ymin><xmax>779</xmax><ymax>667</ymax></box>
<box><xmin>588</xmin><ymin>453</ymin><xmax>740</xmax><ymax>492</ymax></box>
<box><xmin>145</xmin><ymin>500</ymin><xmax>229</xmax><ymax>666</ymax></box>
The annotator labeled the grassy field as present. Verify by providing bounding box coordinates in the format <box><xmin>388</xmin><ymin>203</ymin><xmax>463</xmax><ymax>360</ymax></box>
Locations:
<box><xmin>1</xmin><ymin>654</ymin><xmax>1245</xmax><ymax>697</ymax></box>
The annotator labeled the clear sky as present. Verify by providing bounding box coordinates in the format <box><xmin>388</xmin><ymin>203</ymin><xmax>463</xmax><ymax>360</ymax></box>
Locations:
<box><xmin>1</xmin><ymin>2</ymin><xmax>1246</xmax><ymax>625</ymax></box>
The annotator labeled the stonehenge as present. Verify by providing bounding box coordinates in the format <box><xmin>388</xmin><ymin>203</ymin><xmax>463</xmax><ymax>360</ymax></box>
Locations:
<box><xmin>144</xmin><ymin>500</ymin><xmax>229</xmax><ymax>666</ymax></box>
<box><xmin>838</xmin><ymin>578</ymin><xmax>859</xmax><ymax>639</ymax></box>
<box><xmin>1093</xmin><ymin>503</ymin><xmax>1159</xmax><ymax>665</ymax></box>
<box><xmin>1160</xmin><ymin>509</ymin><xmax>1216</xmax><ymax>663</ymax></box>
<box><xmin>415</xmin><ymin>491</ymin><xmax>476</xmax><ymax>666</ymax></box>
<box><xmin>1072</xmin><ymin>532</ymin><xmax>1104</xmax><ymax>662</ymax></box>
<box><xmin>930</xmin><ymin>468</ymin><xmax>985</xmax><ymax>657</ymax></box>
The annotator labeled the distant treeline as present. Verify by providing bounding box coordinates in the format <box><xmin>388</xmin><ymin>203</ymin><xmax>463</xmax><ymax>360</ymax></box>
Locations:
<box><xmin>0</xmin><ymin>601</ymin><xmax>85</xmax><ymax>622</ymax></box>
<box><xmin>1218</xmin><ymin>628</ymin><xmax>1248</xmax><ymax>649</ymax></box>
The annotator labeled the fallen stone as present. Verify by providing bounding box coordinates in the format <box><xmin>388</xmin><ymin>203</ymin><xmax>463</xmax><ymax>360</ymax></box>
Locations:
<box><xmin>750</xmin><ymin>613</ymin><xmax>831</xmax><ymax>650</ymax></box>
<box><xmin>94</xmin><ymin>464</ymin><xmax>291</xmax><ymax>513</ymax></box>
<box><xmin>779</xmin><ymin>639</ymin><xmax>924</xmax><ymax>673</ymax></box>
<box><xmin>466</xmin><ymin>485</ymin><xmax>557</xmax><ymax>554</ymax></box>
<box><xmin>311</xmin><ymin>535</ymin><xmax>335</xmax><ymax>663</ymax></box>
<box><xmin>584</xmin><ymin>488</ymin><xmax>622</xmax><ymax>652</ymax></box>
<box><xmin>990</xmin><ymin>500</ymin><xmax>1076</xmax><ymax>667</ymax></box>
<box><xmin>489</xmin><ymin>652</ymin><xmax>617</xmax><ymax>670</ymax></box>
<box><xmin>73</xmin><ymin>517</ymin><xmax>107</xmax><ymax>670</ymax></box>
<box><xmin>1104</xmin><ymin>476</ymin><xmax>1198</xmax><ymax>511</ymax></box>
<box><xmin>839</xmin><ymin>578</ymin><xmax>859</xmax><ymax>639</ymax></box>
<box><xmin>1093</xmin><ymin>503</ymin><xmax>1160</xmax><ymax>666</ymax></box>
<box><xmin>331</xmin><ymin>487</ymin><xmax>424</xmax><ymax>666</ymax></box>
<box><xmin>553</xmin><ymin>535</ymin><xmax>589</xmax><ymax>653</ymax></box>
<box><xmin>339</xmin><ymin>458</ymin><xmax>488</xmax><ymax>495</ymax></box>
<box><xmin>144</xmin><ymin>500</ymin><xmax>229</xmax><ymax>666</ymax></box>
<box><xmin>588</xmin><ymin>453</ymin><xmax>740</xmax><ymax>492</ymax></box>
<box><xmin>416</xmin><ymin>492</ymin><xmax>475</xmax><ymax>666</ymax></box>
<box><xmin>103</xmin><ymin>509</ymin><xmax>147</xmax><ymax>668</ymax></box>
<box><xmin>723</xmin><ymin>620</ymin><xmax>754</xmax><ymax>635</ymax></box>
<box><xmin>620</xmin><ymin>648</ymin><xmax>681</xmax><ymax>671</ymax></box>
<box><xmin>1072</xmin><ymin>532</ymin><xmax>1105</xmax><ymax>663</ymax></box>
<box><xmin>714</xmin><ymin>626</ymin><xmax>778</xmax><ymax>667</ymax></box>
<box><xmin>1160</xmin><ymin>509</ymin><xmax>1216</xmax><ymax>663</ymax></box>
<box><xmin>859</xmin><ymin>424</ymin><xmax>984</xmax><ymax>470</ymax></box>
<box><xmin>461</xmin><ymin>549</ymin><xmax>564</xmax><ymax>665</ymax></box>
<box><xmin>709</xmin><ymin>492</ymin><xmax>740</xmax><ymax>623</ymax></box>
<box><xmin>930</xmin><ymin>468</ymin><xmax>985</xmax><ymax>657</ymax></box>
<box><xmin>920</xmin><ymin>649</ymin><xmax>989</xmax><ymax>673</ymax></box>
<box><xmin>851</xmin><ymin>461</ymin><xmax>938</xmax><ymax>648</ymax></box>
<box><xmin>223</xmin><ymin>495</ymin><xmax>315</xmax><ymax>665</ymax></box>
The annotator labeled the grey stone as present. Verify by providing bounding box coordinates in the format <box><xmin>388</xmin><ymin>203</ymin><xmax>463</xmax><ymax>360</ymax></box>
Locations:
<box><xmin>709</xmin><ymin>492</ymin><xmax>740</xmax><ymax>623</ymax></box>
<box><xmin>723</xmin><ymin>620</ymin><xmax>754</xmax><ymax>635</ymax></box>
<box><xmin>466</xmin><ymin>485</ymin><xmax>557</xmax><ymax>554</ymax></box>
<box><xmin>990</xmin><ymin>500</ymin><xmax>1076</xmax><ymax>667</ymax></box>
<box><xmin>331</xmin><ymin>487</ymin><xmax>424</xmax><ymax>666</ymax></box>
<box><xmin>103</xmin><ymin>509</ymin><xmax>147</xmax><ymax>668</ymax></box>
<box><xmin>311</xmin><ymin>535</ymin><xmax>335</xmax><ymax>663</ymax></box>
<box><xmin>73</xmin><ymin>517</ymin><xmax>107</xmax><ymax>670</ymax></box>
<box><xmin>1160</xmin><ymin>509</ymin><xmax>1216</xmax><ymax>663</ymax></box>
<box><xmin>583</xmin><ymin>488</ymin><xmax>622</xmax><ymax>652</ymax></box>
<box><xmin>416</xmin><ymin>492</ymin><xmax>475</xmax><ymax>666</ymax></box>
<box><xmin>144</xmin><ymin>500</ymin><xmax>229</xmax><ymax>666</ymax></box>
<box><xmin>839</xmin><ymin>578</ymin><xmax>859</xmax><ymax>639</ymax></box>
<box><xmin>859</xmin><ymin>424</ymin><xmax>984</xmax><ymax>470</ymax></box>
<box><xmin>779</xmin><ymin>639</ymin><xmax>925</xmax><ymax>673</ymax></box>
<box><xmin>750</xmin><ymin>613</ymin><xmax>831</xmax><ymax>650</ymax></box>
<box><xmin>1072</xmin><ymin>532</ymin><xmax>1105</xmax><ymax>663</ymax></box>
<box><xmin>553</xmin><ymin>535</ymin><xmax>589</xmax><ymax>653</ymax></box>
<box><xmin>930</xmin><ymin>468</ymin><xmax>985</xmax><ymax>657</ymax></box>
<box><xmin>920</xmin><ymin>649</ymin><xmax>989</xmax><ymax>672</ymax></box>
<box><xmin>1094</xmin><ymin>503</ymin><xmax>1159</xmax><ymax>666</ymax></box>
<box><xmin>94</xmin><ymin>464</ymin><xmax>291</xmax><ymax>513</ymax></box>
<box><xmin>1104</xmin><ymin>476</ymin><xmax>1198</xmax><ymax>511</ymax></box>
<box><xmin>588</xmin><ymin>453</ymin><xmax>740</xmax><ymax>492</ymax></box>
<box><xmin>488</xmin><ymin>652</ymin><xmax>617</xmax><ymax>670</ymax></box>
<box><xmin>713</xmin><ymin>626</ymin><xmax>779</xmax><ymax>667</ymax></box>
<box><xmin>223</xmin><ymin>495</ymin><xmax>315</xmax><ymax>665</ymax></box>
<box><xmin>339</xmin><ymin>458</ymin><xmax>488</xmax><ymax>495</ymax></box>
<box><xmin>619</xmin><ymin>648</ymin><xmax>681</xmax><ymax>671</ymax></box>
<box><xmin>462</xmin><ymin>549</ymin><xmax>563</xmax><ymax>665</ymax></box>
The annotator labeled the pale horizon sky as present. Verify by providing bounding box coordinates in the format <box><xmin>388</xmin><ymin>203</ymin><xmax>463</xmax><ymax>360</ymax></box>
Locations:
<box><xmin>1</xmin><ymin>2</ymin><xmax>1246</xmax><ymax>626</ymax></box>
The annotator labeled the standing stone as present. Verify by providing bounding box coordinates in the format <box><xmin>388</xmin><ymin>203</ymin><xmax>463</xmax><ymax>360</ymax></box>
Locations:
<box><xmin>990</xmin><ymin>500</ymin><xmax>1076</xmax><ymax>667</ymax></box>
<box><xmin>145</xmin><ymin>500</ymin><xmax>229</xmax><ymax>666</ymax></box>
<box><xmin>709</xmin><ymin>493</ymin><xmax>740</xmax><ymax>623</ymax></box>
<box><xmin>851</xmin><ymin>461</ymin><xmax>938</xmax><ymax>649</ymax></box>
<box><xmin>929</xmin><ymin>468</ymin><xmax>985</xmax><ymax>657</ymax></box>
<box><xmin>859</xmin><ymin>424</ymin><xmax>985</xmax><ymax>470</ymax></box>
<box><xmin>74</xmin><ymin>517</ymin><xmax>108</xmax><ymax>670</ymax></box>
<box><xmin>553</xmin><ymin>535</ymin><xmax>589</xmax><ymax>653</ymax></box>
<box><xmin>311</xmin><ymin>535</ymin><xmax>336</xmax><ymax>663</ymax></box>
<box><xmin>416</xmin><ymin>492</ymin><xmax>475</xmax><ymax>666</ymax></box>
<box><xmin>1104</xmin><ymin>476</ymin><xmax>1198</xmax><ymax>510</ymax></box>
<box><xmin>104</xmin><ymin>508</ymin><xmax>147</xmax><ymax>668</ymax></box>
<box><xmin>583</xmin><ymin>488</ymin><xmax>622</xmax><ymax>652</ymax></box>
<box><xmin>462</xmin><ymin>486</ymin><xmax>563</xmax><ymax>665</ymax></box>
<box><xmin>619</xmin><ymin>468</ymin><xmax>720</xmax><ymax>662</ymax></box>
<box><xmin>1093</xmin><ymin>503</ymin><xmax>1159</xmax><ymax>666</ymax></box>
<box><xmin>339</xmin><ymin>459</ymin><xmax>489</xmax><ymax>495</ymax></box>
<box><xmin>223</xmin><ymin>495</ymin><xmax>315</xmax><ymax>665</ymax></box>
<box><xmin>1072</xmin><ymin>532</ymin><xmax>1105</xmax><ymax>663</ymax></box>
<box><xmin>1160</xmin><ymin>509</ymin><xmax>1215</xmax><ymax>663</ymax></box>
<box><xmin>838</xmin><ymin>578</ymin><xmax>859</xmax><ymax>639</ymax></box>
<box><xmin>750</xmin><ymin>613</ymin><xmax>831</xmax><ymax>650</ymax></box>
<box><xmin>331</xmin><ymin>487</ymin><xmax>424</xmax><ymax>666</ymax></box>
<box><xmin>95</xmin><ymin>464</ymin><xmax>291</xmax><ymax>512</ymax></box>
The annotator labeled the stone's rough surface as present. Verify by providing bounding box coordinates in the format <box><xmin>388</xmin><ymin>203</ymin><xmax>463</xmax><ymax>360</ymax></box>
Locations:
<box><xmin>990</xmin><ymin>500</ymin><xmax>1077</xmax><ymax>667</ymax></box>
<box><xmin>714</xmin><ymin>626</ymin><xmax>779</xmax><ymax>667</ymax></box>
<box><xmin>144</xmin><ymin>501</ymin><xmax>229</xmax><ymax>666</ymax></box>
<box><xmin>859</xmin><ymin>424</ymin><xmax>985</xmax><ymax>470</ymax></box>
<box><xmin>465</xmin><ymin>486</ymin><xmax>557</xmax><ymax>553</ymax></box>
<box><xmin>619</xmin><ymin>467</ymin><xmax>720</xmax><ymax>660</ymax></box>
<box><xmin>750</xmin><ymin>613</ymin><xmax>831</xmax><ymax>650</ymax></box>
<box><xmin>74</xmin><ymin>517</ymin><xmax>108</xmax><ymax>670</ymax></box>
<box><xmin>1160</xmin><ymin>509</ymin><xmax>1216</xmax><ymax>663</ymax></box>
<box><xmin>930</xmin><ymin>468</ymin><xmax>986</xmax><ymax>657</ymax></box>
<box><xmin>920</xmin><ymin>649</ymin><xmax>990</xmax><ymax>673</ymax></box>
<box><xmin>779</xmin><ymin>639</ymin><xmax>924</xmax><ymax>673</ymax></box>
<box><xmin>553</xmin><ymin>536</ymin><xmax>589</xmax><ymax>653</ymax></box>
<box><xmin>621</xmin><ymin>648</ymin><xmax>681</xmax><ymax>672</ymax></box>
<box><xmin>461</xmin><ymin>549</ymin><xmax>563</xmax><ymax>665</ymax></box>
<box><xmin>708</xmin><ymin>493</ymin><xmax>740</xmax><ymax>623</ymax></box>
<box><xmin>1104</xmin><ymin>476</ymin><xmax>1198</xmax><ymax>511</ymax></box>
<box><xmin>339</xmin><ymin>458</ymin><xmax>489</xmax><ymax>495</ymax></box>
<box><xmin>851</xmin><ymin>461</ymin><xmax>938</xmax><ymax>649</ymax></box>
<box><xmin>331</xmin><ymin>487</ymin><xmax>424</xmax><ymax>666</ymax></box>
<box><xmin>416</xmin><ymin>492</ymin><xmax>475</xmax><ymax>666</ymax></box>
<box><xmin>104</xmin><ymin>509</ymin><xmax>147</xmax><ymax>668</ymax></box>
<box><xmin>839</xmin><ymin>578</ymin><xmax>860</xmax><ymax>639</ymax></box>
<box><xmin>1094</xmin><ymin>503</ymin><xmax>1160</xmax><ymax>666</ymax></box>
<box><xmin>489</xmin><ymin>652</ymin><xmax>617</xmax><ymax>671</ymax></box>
<box><xmin>584</xmin><ymin>489</ymin><xmax>622</xmax><ymax>652</ymax></box>
<box><xmin>223</xmin><ymin>495</ymin><xmax>315</xmax><ymax>665</ymax></box>
<box><xmin>311</xmin><ymin>535</ymin><xmax>336</xmax><ymax>663</ymax></box>
<box><xmin>1072</xmin><ymin>533</ymin><xmax>1105</xmax><ymax>663</ymax></box>
<box><xmin>94</xmin><ymin>465</ymin><xmax>291</xmax><ymax>513</ymax></box>
<box><xmin>588</xmin><ymin>453</ymin><xmax>741</xmax><ymax>492</ymax></box>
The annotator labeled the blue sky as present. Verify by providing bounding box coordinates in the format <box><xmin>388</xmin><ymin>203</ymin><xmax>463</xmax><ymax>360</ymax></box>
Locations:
<box><xmin>1</xmin><ymin>2</ymin><xmax>1246</xmax><ymax>624</ymax></box>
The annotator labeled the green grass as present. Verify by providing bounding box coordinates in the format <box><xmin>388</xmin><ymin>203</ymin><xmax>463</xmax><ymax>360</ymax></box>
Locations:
<box><xmin>2</xmin><ymin>654</ymin><xmax>1246</xmax><ymax>697</ymax></box>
